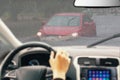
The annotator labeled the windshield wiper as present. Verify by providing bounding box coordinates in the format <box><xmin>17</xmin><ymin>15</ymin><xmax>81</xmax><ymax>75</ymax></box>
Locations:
<box><xmin>87</xmin><ymin>33</ymin><xmax>120</xmax><ymax>48</ymax></box>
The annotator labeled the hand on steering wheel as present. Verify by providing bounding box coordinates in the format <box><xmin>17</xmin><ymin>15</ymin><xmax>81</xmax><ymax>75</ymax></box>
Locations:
<box><xmin>0</xmin><ymin>42</ymin><xmax>71</xmax><ymax>80</ymax></box>
<box><xmin>49</xmin><ymin>50</ymin><xmax>71</xmax><ymax>80</ymax></box>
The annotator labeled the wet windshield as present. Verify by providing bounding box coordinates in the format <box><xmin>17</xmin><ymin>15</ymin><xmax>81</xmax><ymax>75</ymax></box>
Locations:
<box><xmin>0</xmin><ymin>0</ymin><xmax>120</xmax><ymax>47</ymax></box>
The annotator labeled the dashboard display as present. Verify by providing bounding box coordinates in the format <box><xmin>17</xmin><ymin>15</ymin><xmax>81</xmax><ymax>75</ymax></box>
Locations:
<box><xmin>87</xmin><ymin>69</ymin><xmax>111</xmax><ymax>80</ymax></box>
<box><xmin>21</xmin><ymin>53</ymin><xmax>50</xmax><ymax>66</ymax></box>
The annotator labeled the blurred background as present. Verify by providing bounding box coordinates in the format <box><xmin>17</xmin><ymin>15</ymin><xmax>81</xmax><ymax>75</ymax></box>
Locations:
<box><xmin>0</xmin><ymin>0</ymin><xmax>120</xmax><ymax>40</ymax></box>
<box><xmin>0</xmin><ymin>0</ymin><xmax>120</xmax><ymax>60</ymax></box>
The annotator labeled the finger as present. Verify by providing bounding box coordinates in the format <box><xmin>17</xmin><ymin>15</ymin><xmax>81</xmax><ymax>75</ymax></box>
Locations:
<box><xmin>50</xmin><ymin>51</ymin><xmax>55</xmax><ymax>59</ymax></box>
<box><xmin>56</xmin><ymin>50</ymin><xmax>61</xmax><ymax>58</ymax></box>
<box><xmin>68</xmin><ymin>58</ymin><xmax>71</xmax><ymax>63</ymax></box>
<box><xmin>56</xmin><ymin>50</ymin><xmax>69</xmax><ymax>59</ymax></box>
<box><xmin>61</xmin><ymin>51</ymin><xmax>66</xmax><ymax>57</ymax></box>
<box><xmin>62</xmin><ymin>50</ymin><xmax>69</xmax><ymax>57</ymax></box>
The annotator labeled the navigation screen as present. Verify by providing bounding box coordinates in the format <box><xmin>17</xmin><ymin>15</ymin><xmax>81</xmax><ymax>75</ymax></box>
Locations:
<box><xmin>87</xmin><ymin>69</ymin><xmax>111</xmax><ymax>80</ymax></box>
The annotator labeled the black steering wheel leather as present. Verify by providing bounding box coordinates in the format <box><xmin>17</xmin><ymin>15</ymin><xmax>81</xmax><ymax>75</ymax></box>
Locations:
<box><xmin>0</xmin><ymin>42</ymin><xmax>56</xmax><ymax>80</ymax></box>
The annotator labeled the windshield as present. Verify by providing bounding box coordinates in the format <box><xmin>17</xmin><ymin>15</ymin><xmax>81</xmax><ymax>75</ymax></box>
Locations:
<box><xmin>46</xmin><ymin>16</ymin><xmax>80</xmax><ymax>26</ymax></box>
<box><xmin>0</xmin><ymin>0</ymin><xmax>120</xmax><ymax>47</ymax></box>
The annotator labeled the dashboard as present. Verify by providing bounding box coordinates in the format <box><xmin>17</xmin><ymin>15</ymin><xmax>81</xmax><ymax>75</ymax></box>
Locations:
<box><xmin>11</xmin><ymin>47</ymin><xmax>120</xmax><ymax>80</ymax></box>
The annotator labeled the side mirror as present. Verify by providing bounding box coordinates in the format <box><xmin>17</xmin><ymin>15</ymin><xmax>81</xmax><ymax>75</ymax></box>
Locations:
<box><xmin>84</xmin><ymin>22</ymin><xmax>93</xmax><ymax>25</ymax></box>
<box><xmin>74</xmin><ymin>0</ymin><xmax>120</xmax><ymax>7</ymax></box>
<box><xmin>41</xmin><ymin>21</ymin><xmax>46</xmax><ymax>26</ymax></box>
<box><xmin>84</xmin><ymin>22</ymin><xmax>89</xmax><ymax>25</ymax></box>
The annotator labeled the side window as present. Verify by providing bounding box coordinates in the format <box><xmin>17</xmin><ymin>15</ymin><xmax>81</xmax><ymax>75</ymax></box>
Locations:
<box><xmin>83</xmin><ymin>15</ymin><xmax>92</xmax><ymax>23</ymax></box>
<box><xmin>69</xmin><ymin>17</ymin><xmax>80</xmax><ymax>26</ymax></box>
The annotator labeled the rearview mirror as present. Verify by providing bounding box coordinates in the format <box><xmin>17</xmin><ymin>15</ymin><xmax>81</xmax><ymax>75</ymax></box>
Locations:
<box><xmin>74</xmin><ymin>0</ymin><xmax>120</xmax><ymax>7</ymax></box>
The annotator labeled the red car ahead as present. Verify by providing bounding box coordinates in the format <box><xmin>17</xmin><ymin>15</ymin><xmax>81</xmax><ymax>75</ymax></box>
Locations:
<box><xmin>37</xmin><ymin>13</ymin><xmax>96</xmax><ymax>38</ymax></box>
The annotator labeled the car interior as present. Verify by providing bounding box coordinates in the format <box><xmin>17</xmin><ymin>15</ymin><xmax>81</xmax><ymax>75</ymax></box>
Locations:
<box><xmin>0</xmin><ymin>41</ymin><xmax>120</xmax><ymax>80</ymax></box>
<box><xmin>0</xmin><ymin>0</ymin><xmax>120</xmax><ymax>80</ymax></box>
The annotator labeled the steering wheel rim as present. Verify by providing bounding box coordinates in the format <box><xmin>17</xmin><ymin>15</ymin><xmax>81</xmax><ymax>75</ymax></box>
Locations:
<box><xmin>0</xmin><ymin>42</ymin><xmax>56</xmax><ymax>79</ymax></box>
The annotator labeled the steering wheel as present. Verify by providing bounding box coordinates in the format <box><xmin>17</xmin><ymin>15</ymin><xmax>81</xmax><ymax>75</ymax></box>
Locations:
<box><xmin>0</xmin><ymin>42</ymin><xmax>56</xmax><ymax>80</ymax></box>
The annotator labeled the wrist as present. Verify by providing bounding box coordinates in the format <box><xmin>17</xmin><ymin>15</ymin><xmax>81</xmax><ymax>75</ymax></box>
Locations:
<box><xmin>53</xmin><ymin>71</ymin><xmax>66</xmax><ymax>80</ymax></box>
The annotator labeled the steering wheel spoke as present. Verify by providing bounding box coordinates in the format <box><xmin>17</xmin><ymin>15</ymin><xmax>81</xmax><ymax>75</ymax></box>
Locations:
<box><xmin>4</xmin><ymin>70</ymin><xmax>16</xmax><ymax>79</ymax></box>
<box><xmin>45</xmin><ymin>67</ymin><xmax>53</xmax><ymax>80</ymax></box>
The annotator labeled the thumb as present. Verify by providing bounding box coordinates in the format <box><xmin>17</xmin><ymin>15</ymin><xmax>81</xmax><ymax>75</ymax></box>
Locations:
<box><xmin>50</xmin><ymin>51</ymin><xmax>55</xmax><ymax>59</ymax></box>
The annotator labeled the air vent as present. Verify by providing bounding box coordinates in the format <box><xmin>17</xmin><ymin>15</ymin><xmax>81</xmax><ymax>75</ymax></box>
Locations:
<box><xmin>78</xmin><ymin>57</ymin><xmax>96</xmax><ymax>66</ymax></box>
<box><xmin>100</xmin><ymin>58</ymin><xmax>119</xmax><ymax>67</ymax></box>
